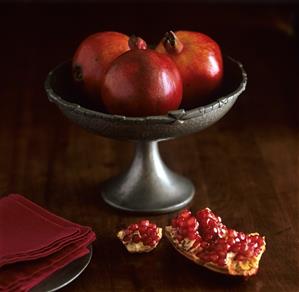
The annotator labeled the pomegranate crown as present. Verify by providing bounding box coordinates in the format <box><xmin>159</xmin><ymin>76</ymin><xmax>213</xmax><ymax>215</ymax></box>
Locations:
<box><xmin>128</xmin><ymin>35</ymin><xmax>147</xmax><ymax>50</ymax></box>
<box><xmin>162</xmin><ymin>31</ymin><xmax>184</xmax><ymax>54</ymax></box>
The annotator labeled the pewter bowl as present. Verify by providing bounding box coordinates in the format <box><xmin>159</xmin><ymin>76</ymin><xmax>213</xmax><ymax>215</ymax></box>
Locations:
<box><xmin>45</xmin><ymin>57</ymin><xmax>247</xmax><ymax>213</ymax></box>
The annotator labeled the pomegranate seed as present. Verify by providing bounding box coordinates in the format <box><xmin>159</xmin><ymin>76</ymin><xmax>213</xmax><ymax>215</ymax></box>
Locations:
<box><xmin>139</xmin><ymin>220</ymin><xmax>150</xmax><ymax>227</ymax></box>
<box><xmin>179</xmin><ymin>209</ymin><xmax>192</xmax><ymax>219</ymax></box>
<box><xmin>227</xmin><ymin>229</ymin><xmax>237</xmax><ymax>238</ymax></box>
<box><xmin>238</xmin><ymin>232</ymin><xmax>246</xmax><ymax>241</ymax></box>
<box><xmin>186</xmin><ymin>217</ymin><xmax>197</xmax><ymax>227</ymax></box>
<box><xmin>230</xmin><ymin>243</ymin><xmax>241</xmax><ymax>253</ymax></box>
<box><xmin>177</xmin><ymin>220</ymin><xmax>185</xmax><ymax>228</ymax></box>
<box><xmin>209</xmin><ymin>254</ymin><xmax>219</xmax><ymax>263</ymax></box>
<box><xmin>129</xmin><ymin>224</ymin><xmax>139</xmax><ymax>231</ymax></box>
<box><xmin>227</xmin><ymin>237</ymin><xmax>235</xmax><ymax>245</ymax></box>
<box><xmin>125</xmin><ymin>229</ymin><xmax>133</xmax><ymax>235</ymax></box>
<box><xmin>132</xmin><ymin>234</ymin><xmax>142</xmax><ymax>243</ymax></box>
<box><xmin>201</xmin><ymin>241</ymin><xmax>210</xmax><ymax>249</ymax></box>
<box><xmin>187</xmin><ymin>232</ymin><xmax>198</xmax><ymax>240</ymax></box>
<box><xmin>149</xmin><ymin>223</ymin><xmax>157</xmax><ymax>229</ymax></box>
<box><xmin>217</xmin><ymin>257</ymin><xmax>226</xmax><ymax>266</ymax></box>
<box><xmin>175</xmin><ymin>234</ymin><xmax>184</xmax><ymax>241</ymax></box>
<box><xmin>257</xmin><ymin>237</ymin><xmax>265</xmax><ymax>246</ymax></box>
<box><xmin>235</xmin><ymin>254</ymin><xmax>246</xmax><ymax>261</ymax></box>
<box><xmin>123</xmin><ymin>235</ymin><xmax>130</xmax><ymax>242</ymax></box>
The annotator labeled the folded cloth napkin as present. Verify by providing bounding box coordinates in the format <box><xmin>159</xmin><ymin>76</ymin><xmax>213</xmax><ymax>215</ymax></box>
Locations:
<box><xmin>0</xmin><ymin>194</ymin><xmax>96</xmax><ymax>291</ymax></box>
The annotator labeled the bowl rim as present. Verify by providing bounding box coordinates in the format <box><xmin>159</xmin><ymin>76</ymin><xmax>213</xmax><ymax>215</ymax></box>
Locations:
<box><xmin>45</xmin><ymin>56</ymin><xmax>247</xmax><ymax>124</ymax></box>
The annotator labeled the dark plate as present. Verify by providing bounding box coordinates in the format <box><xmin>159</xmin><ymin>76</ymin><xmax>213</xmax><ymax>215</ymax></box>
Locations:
<box><xmin>31</xmin><ymin>245</ymin><xmax>92</xmax><ymax>292</ymax></box>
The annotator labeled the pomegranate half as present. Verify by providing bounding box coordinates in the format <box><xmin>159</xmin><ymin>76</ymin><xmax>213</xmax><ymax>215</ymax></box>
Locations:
<box><xmin>165</xmin><ymin>208</ymin><xmax>266</xmax><ymax>276</ymax></box>
<box><xmin>117</xmin><ymin>220</ymin><xmax>162</xmax><ymax>253</ymax></box>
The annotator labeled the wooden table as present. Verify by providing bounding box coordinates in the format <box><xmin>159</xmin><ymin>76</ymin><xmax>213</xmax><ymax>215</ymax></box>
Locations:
<box><xmin>0</xmin><ymin>2</ymin><xmax>298</xmax><ymax>291</ymax></box>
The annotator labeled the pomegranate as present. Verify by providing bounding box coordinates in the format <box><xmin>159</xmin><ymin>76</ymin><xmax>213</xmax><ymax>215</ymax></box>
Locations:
<box><xmin>72</xmin><ymin>31</ymin><xmax>130</xmax><ymax>106</ymax></box>
<box><xmin>165</xmin><ymin>208</ymin><xmax>266</xmax><ymax>276</ymax></box>
<box><xmin>156</xmin><ymin>31</ymin><xmax>223</xmax><ymax>109</ymax></box>
<box><xmin>101</xmin><ymin>36</ymin><xmax>183</xmax><ymax>117</ymax></box>
<box><xmin>117</xmin><ymin>220</ymin><xmax>162</xmax><ymax>253</ymax></box>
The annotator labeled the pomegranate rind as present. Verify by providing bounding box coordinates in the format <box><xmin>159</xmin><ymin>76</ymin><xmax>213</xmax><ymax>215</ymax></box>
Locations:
<box><xmin>165</xmin><ymin>226</ymin><xmax>266</xmax><ymax>276</ymax></box>
<box><xmin>117</xmin><ymin>228</ymin><xmax>162</xmax><ymax>253</ymax></box>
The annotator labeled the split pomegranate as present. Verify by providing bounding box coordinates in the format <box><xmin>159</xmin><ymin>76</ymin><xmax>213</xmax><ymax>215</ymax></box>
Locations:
<box><xmin>72</xmin><ymin>31</ymin><xmax>131</xmax><ymax>106</ymax></box>
<box><xmin>156</xmin><ymin>31</ymin><xmax>223</xmax><ymax>109</ymax></box>
<box><xmin>117</xmin><ymin>220</ymin><xmax>162</xmax><ymax>253</ymax></box>
<box><xmin>165</xmin><ymin>208</ymin><xmax>266</xmax><ymax>276</ymax></box>
<box><xmin>101</xmin><ymin>36</ymin><xmax>183</xmax><ymax>117</ymax></box>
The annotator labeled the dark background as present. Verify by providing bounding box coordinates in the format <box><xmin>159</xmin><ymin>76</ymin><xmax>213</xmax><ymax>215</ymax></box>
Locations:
<box><xmin>0</xmin><ymin>1</ymin><xmax>298</xmax><ymax>291</ymax></box>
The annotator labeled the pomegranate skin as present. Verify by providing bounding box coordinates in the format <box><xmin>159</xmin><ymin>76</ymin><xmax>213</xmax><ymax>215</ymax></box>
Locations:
<box><xmin>156</xmin><ymin>31</ymin><xmax>223</xmax><ymax>109</ymax></box>
<box><xmin>101</xmin><ymin>49</ymin><xmax>183</xmax><ymax>117</ymax></box>
<box><xmin>72</xmin><ymin>31</ymin><xmax>130</xmax><ymax>106</ymax></box>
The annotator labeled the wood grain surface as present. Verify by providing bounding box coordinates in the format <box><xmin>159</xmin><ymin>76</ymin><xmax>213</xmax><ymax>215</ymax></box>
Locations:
<box><xmin>0</xmin><ymin>2</ymin><xmax>298</xmax><ymax>291</ymax></box>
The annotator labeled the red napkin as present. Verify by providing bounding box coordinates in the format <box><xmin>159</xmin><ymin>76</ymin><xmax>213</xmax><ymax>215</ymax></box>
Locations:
<box><xmin>0</xmin><ymin>194</ymin><xmax>96</xmax><ymax>291</ymax></box>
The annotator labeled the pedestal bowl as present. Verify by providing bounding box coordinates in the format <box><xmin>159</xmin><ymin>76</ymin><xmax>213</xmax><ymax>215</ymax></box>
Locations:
<box><xmin>45</xmin><ymin>56</ymin><xmax>247</xmax><ymax>213</ymax></box>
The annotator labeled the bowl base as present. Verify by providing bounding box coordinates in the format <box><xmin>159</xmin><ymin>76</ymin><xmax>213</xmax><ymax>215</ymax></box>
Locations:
<box><xmin>101</xmin><ymin>141</ymin><xmax>195</xmax><ymax>214</ymax></box>
<box><xmin>101</xmin><ymin>174</ymin><xmax>195</xmax><ymax>214</ymax></box>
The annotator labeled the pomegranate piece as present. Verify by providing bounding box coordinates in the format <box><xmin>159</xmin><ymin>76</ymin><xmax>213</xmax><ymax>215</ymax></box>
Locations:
<box><xmin>117</xmin><ymin>220</ymin><xmax>162</xmax><ymax>253</ymax></box>
<box><xmin>165</xmin><ymin>208</ymin><xmax>266</xmax><ymax>276</ymax></box>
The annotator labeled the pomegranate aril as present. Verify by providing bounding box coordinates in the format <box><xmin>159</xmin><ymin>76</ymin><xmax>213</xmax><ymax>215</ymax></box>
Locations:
<box><xmin>209</xmin><ymin>254</ymin><xmax>219</xmax><ymax>263</ymax></box>
<box><xmin>177</xmin><ymin>220</ymin><xmax>185</xmax><ymax>228</ymax></box>
<box><xmin>238</xmin><ymin>232</ymin><xmax>246</xmax><ymax>241</ymax></box>
<box><xmin>125</xmin><ymin>229</ymin><xmax>133</xmax><ymax>235</ymax></box>
<box><xmin>217</xmin><ymin>257</ymin><xmax>226</xmax><ymax>266</ymax></box>
<box><xmin>201</xmin><ymin>241</ymin><xmax>210</xmax><ymax>249</ymax></box>
<box><xmin>147</xmin><ymin>228</ymin><xmax>157</xmax><ymax>237</ymax></box>
<box><xmin>175</xmin><ymin>234</ymin><xmax>184</xmax><ymax>241</ymax></box>
<box><xmin>129</xmin><ymin>224</ymin><xmax>139</xmax><ymax>231</ymax></box>
<box><xmin>227</xmin><ymin>229</ymin><xmax>238</xmax><ymax>238</ymax></box>
<box><xmin>186</xmin><ymin>217</ymin><xmax>197</xmax><ymax>227</ymax></box>
<box><xmin>235</xmin><ymin>254</ymin><xmax>246</xmax><ymax>261</ymax></box>
<box><xmin>243</xmin><ymin>249</ymin><xmax>254</xmax><ymax>258</ymax></box>
<box><xmin>257</xmin><ymin>237</ymin><xmax>265</xmax><ymax>246</ymax></box>
<box><xmin>132</xmin><ymin>235</ymin><xmax>142</xmax><ymax>243</ymax></box>
<box><xmin>179</xmin><ymin>209</ymin><xmax>192</xmax><ymax>219</ymax></box>
<box><xmin>149</xmin><ymin>223</ymin><xmax>157</xmax><ymax>229</ymax></box>
<box><xmin>123</xmin><ymin>235</ymin><xmax>131</xmax><ymax>242</ymax></box>
<box><xmin>227</xmin><ymin>237</ymin><xmax>235</xmax><ymax>245</ymax></box>
<box><xmin>187</xmin><ymin>232</ymin><xmax>198</xmax><ymax>240</ymax></box>
<box><xmin>230</xmin><ymin>243</ymin><xmax>241</xmax><ymax>253</ymax></box>
<box><xmin>139</xmin><ymin>220</ymin><xmax>150</xmax><ymax>227</ymax></box>
<box><xmin>139</xmin><ymin>226</ymin><xmax>148</xmax><ymax>234</ymax></box>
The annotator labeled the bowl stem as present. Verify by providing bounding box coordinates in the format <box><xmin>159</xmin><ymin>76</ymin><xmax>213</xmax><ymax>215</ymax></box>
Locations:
<box><xmin>101</xmin><ymin>140</ymin><xmax>195</xmax><ymax>213</ymax></box>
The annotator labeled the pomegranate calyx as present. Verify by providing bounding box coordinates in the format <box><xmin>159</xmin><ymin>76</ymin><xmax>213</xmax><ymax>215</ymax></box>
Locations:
<box><xmin>163</xmin><ymin>31</ymin><xmax>184</xmax><ymax>54</ymax></box>
<box><xmin>128</xmin><ymin>35</ymin><xmax>147</xmax><ymax>50</ymax></box>
<box><xmin>73</xmin><ymin>64</ymin><xmax>83</xmax><ymax>81</ymax></box>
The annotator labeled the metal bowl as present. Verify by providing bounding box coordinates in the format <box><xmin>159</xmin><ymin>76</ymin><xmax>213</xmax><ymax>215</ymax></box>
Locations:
<box><xmin>45</xmin><ymin>57</ymin><xmax>247</xmax><ymax>213</ymax></box>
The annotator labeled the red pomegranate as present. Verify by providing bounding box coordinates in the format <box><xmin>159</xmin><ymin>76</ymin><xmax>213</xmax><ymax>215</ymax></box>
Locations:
<box><xmin>101</xmin><ymin>36</ymin><xmax>183</xmax><ymax>117</ymax></box>
<box><xmin>72</xmin><ymin>31</ymin><xmax>130</xmax><ymax>106</ymax></box>
<box><xmin>156</xmin><ymin>31</ymin><xmax>223</xmax><ymax>109</ymax></box>
<box><xmin>117</xmin><ymin>220</ymin><xmax>162</xmax><ymax>253</ymax></box>
<box><xmin>165</xmin><ymin>208</ymin><xmax>266</xmax><ymax>276</ymax></box>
